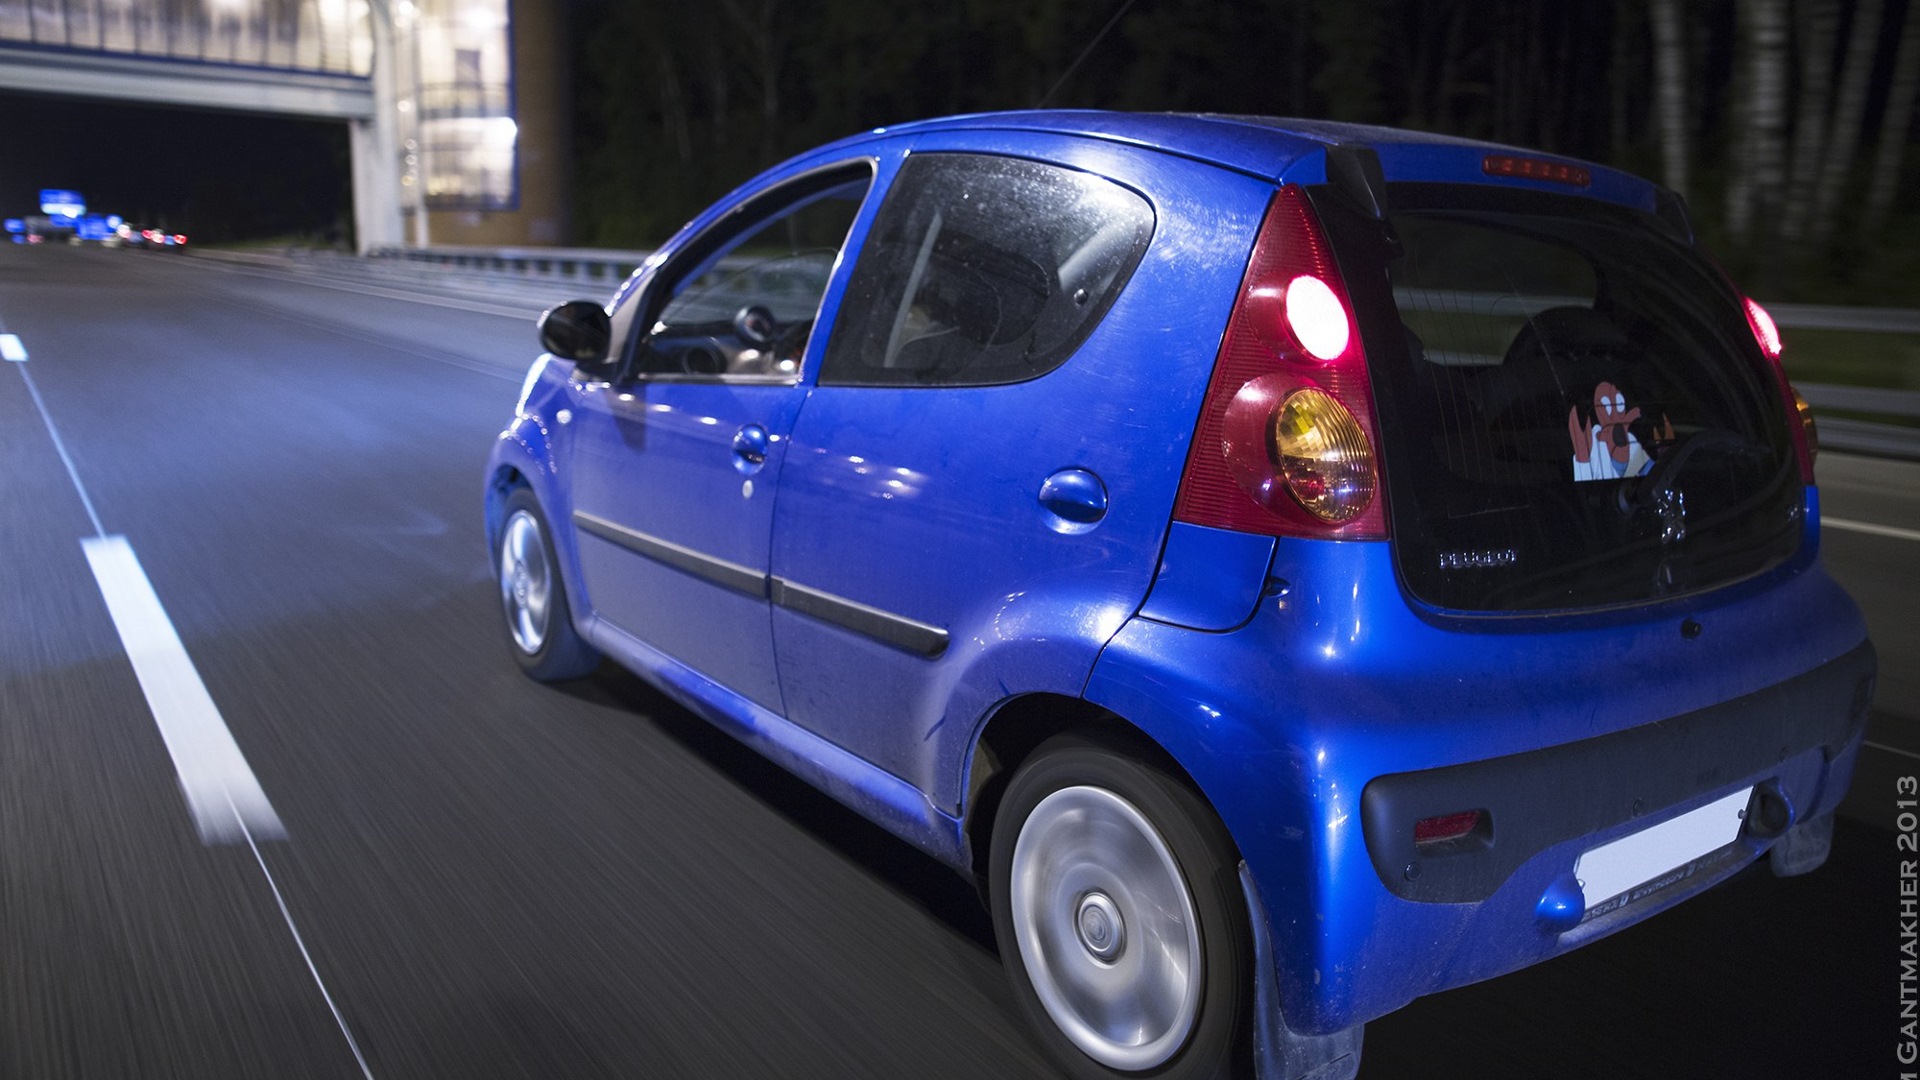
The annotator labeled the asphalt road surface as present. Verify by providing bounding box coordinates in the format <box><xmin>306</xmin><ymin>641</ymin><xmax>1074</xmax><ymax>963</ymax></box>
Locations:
<box><xmin>0</xmin><ymin>244</ymin><xmax>1894</xmax><ymax>1079</ymax></box>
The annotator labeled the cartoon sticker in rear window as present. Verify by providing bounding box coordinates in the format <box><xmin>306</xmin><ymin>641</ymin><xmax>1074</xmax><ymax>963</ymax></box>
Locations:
<box><xmin>1569</xmin><ymin>381</ymin><xmax>1674</xmax><ymax>482</ymax></box>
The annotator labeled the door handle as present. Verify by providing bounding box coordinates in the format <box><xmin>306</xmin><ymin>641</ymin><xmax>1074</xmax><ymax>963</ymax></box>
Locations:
<box><xmin>732</xmin><ymin>424</ymin><xmax>770</xmax><ymax>474</ymax></box>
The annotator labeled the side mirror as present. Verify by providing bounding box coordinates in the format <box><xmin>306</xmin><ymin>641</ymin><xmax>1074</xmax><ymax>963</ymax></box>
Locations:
<box><xmin>538</xmin><ymin>300</ymin><xmax>613</xmax><ymax>369</ymax></box>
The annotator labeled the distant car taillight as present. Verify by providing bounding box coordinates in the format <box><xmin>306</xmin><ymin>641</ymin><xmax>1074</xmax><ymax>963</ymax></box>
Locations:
<box><xmin>1173</xmin><ymin>185</ymin><xmax>1387</xmax><ymax>538</ymax></box>
<box><xmin>1742</xmin><ymin>296</ymin><xmax>1816</xmax><ymax>481</ymax></box>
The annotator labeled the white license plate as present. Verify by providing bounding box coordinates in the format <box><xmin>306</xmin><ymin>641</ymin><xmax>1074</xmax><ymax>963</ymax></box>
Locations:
<box><xmin>1575</xmin><ymin>786</ymin><xmax>1752</xmax><ymax>913</ymax></box>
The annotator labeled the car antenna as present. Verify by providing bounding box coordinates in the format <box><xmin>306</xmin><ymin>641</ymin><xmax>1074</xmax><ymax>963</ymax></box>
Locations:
<box><xmin>1034</xmin><ymin>0</ymin><xmax>1141</xmax><ymax>110</ymax></box>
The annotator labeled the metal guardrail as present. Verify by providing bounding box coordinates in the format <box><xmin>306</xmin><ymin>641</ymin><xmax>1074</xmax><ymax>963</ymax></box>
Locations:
<box><xmin>342</xmin><ymin>246</ymin><xmax>1920</xmax><ymax>461</ymax></box>
<box><xmin>1798</xmin><ymin>383</ymin><xmax>1920</xmax><ymax>460</ymax></box>
<box><xmin>367</xmin><ymin>244</ymin><xmax>652</xmax><ymax>285</ymax></box>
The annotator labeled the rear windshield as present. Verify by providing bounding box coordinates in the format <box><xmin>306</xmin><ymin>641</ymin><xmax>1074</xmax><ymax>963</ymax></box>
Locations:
<box><xmin>1315</xmin><ymin>183</ymin><xmax>1802</xmax><ymax>613</ymax></box>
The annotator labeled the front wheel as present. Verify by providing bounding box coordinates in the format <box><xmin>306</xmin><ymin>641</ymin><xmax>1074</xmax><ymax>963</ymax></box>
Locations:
<box><xmin>990</xmin><ymin>733</ymin><xmax>1252</xmax><ymax>1080</ymax></box>
<box><xmin>496</xmin><ymin>487</ymin><xmax>600</xmax><ymax>681</ymax></box>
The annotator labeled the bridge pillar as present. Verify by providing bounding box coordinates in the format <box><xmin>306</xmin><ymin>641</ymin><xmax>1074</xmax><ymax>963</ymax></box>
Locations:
<box><xmin>353</xmin><ymin>3</ymin><xmax>404</xmax><ymax>253</ymax></box>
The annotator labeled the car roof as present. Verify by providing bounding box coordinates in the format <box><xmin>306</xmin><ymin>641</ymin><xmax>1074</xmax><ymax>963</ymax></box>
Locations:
<box><xmin>811</xmin><ymin>110</ymin><xmax>1662</xmax><ymax>215</ymax></box>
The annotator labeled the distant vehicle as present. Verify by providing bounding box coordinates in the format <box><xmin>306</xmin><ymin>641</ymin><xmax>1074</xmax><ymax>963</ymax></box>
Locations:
<box><xmin>117</xmin><ymin>226</ymin><xmax>187</xmax><ymax>252</ymax></box>
<box><xmin>20</xmin><ymin>214</ymin><xmax>71</xmax><ymax>245</ymax></box>
<box><xmin>487</xmin><ymin>111</ymin><xmax>1870</xmax><ymax>1080</ymax></box>
<box><xmin>71</xmin><ymin>214</ymin><xmax>122</xmax><ymax>245</ymax></box>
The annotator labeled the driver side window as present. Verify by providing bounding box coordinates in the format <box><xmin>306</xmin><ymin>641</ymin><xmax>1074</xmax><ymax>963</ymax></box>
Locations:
<box><xmin>635</xmin><ymin>165</ymin><xmax>872</xmax><ymax>382</ymax></box>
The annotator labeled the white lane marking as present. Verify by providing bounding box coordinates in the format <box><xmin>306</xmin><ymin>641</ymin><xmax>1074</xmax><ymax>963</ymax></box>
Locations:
<box><xmin>82</xmin><ymin>535</ymin><xmax>285</xmax><ymax>844</ymax></box>
<box><xmin>1</xmin><ymin>333</ymin><xmax>25</xmax><ymax>361</ymax></box>
<box><xmin>1826</xmin><ymin>516</ymin><xmax>1920</xmax><ymax>544</ymax></box>
<box><xmin>233</xmin><ymin>796</ymin><xmax>377</xmax><ymax>1080</ymax></box>
<box><xmin>1867</xmin><ymin>740</ymin><xmax>1920</xmax><ymax>763</ymax></box>
<box><xmin>16</xmin><ymin>364</ymin><xmax>105</xmax><ymax>536</ymax></box>
<box><xmin>4</xmin><ymin>307</ymin><xmax>369</xmax><ymax>1076</ymax></box>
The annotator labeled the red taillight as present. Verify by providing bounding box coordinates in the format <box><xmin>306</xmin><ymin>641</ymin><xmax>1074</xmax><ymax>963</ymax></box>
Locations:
<box><xmin>1481</xmin><ymin>154</ymin><xmax>1592</xmax><ymax>188</ymax></box>
<box><xmin>1742</xmin><ymin>296</ymin><xmax>1815</xmax><ymax>482</ymax></box>
<box><xmin>1173</xmin><ymin>185</ymin><xmax>1387</xmax><ymax>539</ymax></box>
<box><xmin>1283</xmin><ymin>274</ymin><xmax>1350</xmax><ymax>360</ymax></box>
<box><xmin>1744</xmin><ymin>297</ymin><xmax>1782</xmax><ymax>359</ymax></box>
<box><xmin>1414</xmin><ymin>810</ymin><xmax>1484</xmax><ymax>846</ymax></box>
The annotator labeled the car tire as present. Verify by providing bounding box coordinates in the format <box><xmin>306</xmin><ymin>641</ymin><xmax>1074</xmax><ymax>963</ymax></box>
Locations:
<box><xmin>496</xmin><ymin>487</ymin><xmax>600</xmax><ymax>681</ymax></box>
<box><xmin>990</xmin><ymin>731</ymin><xmax>1252</xmax><ymax>1080</ymax></box>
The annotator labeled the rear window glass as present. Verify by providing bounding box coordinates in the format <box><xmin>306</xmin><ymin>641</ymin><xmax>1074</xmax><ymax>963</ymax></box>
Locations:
<box><xmin>820</xmin><ymin>153</ymin><xmax>1153</xmax><ymax>388</ymax></box>
<box><xmin>1318</xmin><ymin>184</ymin><xmax>1802</xmax><ymax>613</ymax></box>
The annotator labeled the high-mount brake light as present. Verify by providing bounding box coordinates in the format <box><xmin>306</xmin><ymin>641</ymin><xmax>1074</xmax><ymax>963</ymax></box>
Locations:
<box><xmin>1481</xmin><ymin>155</ymin><xmax>1592</xmax><ymax>188</ymax></box>
<box><xmin>1740</xmin><ymin>296</ymin><xmax>1816</xmax><ymax>481</ymax></box>
<box><xmin>1173</xmin><ymin>185</ymin><xmax>1387</xmax><ymax>539</ymax></box>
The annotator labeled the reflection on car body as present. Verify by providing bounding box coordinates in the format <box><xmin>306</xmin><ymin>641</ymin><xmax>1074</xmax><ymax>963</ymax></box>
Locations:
<box><xmin>483</xmin><ymin>111</ymin><xmax>1871</xmax><ymax>1080</ymax></box>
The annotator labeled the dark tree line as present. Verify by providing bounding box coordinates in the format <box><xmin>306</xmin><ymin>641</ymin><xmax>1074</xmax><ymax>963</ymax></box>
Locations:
<box><xmin>570</xmin><ymin>0</ymin><xmax>1918</xmax><ymax>303</ymax></box>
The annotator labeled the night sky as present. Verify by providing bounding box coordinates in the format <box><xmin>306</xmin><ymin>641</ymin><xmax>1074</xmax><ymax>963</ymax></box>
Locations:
<box><xmin>0</xmin><ymin>91</ymin><xmax>350</xmax><ymax>244</ymax></box>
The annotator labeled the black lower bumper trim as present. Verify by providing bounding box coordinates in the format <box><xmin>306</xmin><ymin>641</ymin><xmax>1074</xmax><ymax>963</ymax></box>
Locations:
<box><xmin>1360</xmin><ymin>640</ymin><xmax>1875</xmax><ymax>904</ymax></box>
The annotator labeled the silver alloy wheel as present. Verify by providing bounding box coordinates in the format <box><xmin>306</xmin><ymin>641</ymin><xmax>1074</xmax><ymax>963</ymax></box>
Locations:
<box><xmin>499</xmin><ymin>509</ymin><xmax>553</xmax><ymax>655</ymax></box>
<box><xmin>1010</xmin><ymin>784</ymin><xmax>1203</xmax><ymax>1072</ymax></box>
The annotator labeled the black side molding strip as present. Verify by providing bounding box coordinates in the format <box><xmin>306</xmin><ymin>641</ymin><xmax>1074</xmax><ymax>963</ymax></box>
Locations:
<box><xmin>772</xmin><ymin>578</ymin><xmax>949</xmax><ymax>659</ymax></box>
<box><xmin>571</xmin><ymin>511</ymin><xmax>948</xmax><ymax>657</ymax></box>
<box><xmin>573</xmin><ymin>511</ymin><xmax>767</xmax><ymax>599</ymax></box>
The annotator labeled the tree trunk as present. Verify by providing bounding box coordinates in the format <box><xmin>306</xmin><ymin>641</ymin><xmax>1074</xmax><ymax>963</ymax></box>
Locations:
<box><xmin>1863</xmin><ymin>0</ymin><xmax>1920</xmax><ymax>234</ymax></box>
<box><xmin>1612</xmin><ymin>0</ymin><xmax>1638</xmax><ymax>164</ymax></box>
<box><xmin>1808</xmin><ymin>0</ymin><xmax>1885</xmax><ymax>246</ymax></box>
<box><xmin>1726</xmin><ymin>0</ymin><xmax>1789</xmax><ymax>244</ymax></box>
<box><xmin>655</xmin><ymin>45</ymin><xmax>692</xmax><ymax>165</ymax></box>
<box><xmin>1649</xmin><ymin>0</ymin><xmax>1690</xmax><ymax>198</ymax></box>
<box><xmin>1781</xmin><ymin>0</ymin><xmax>1839</xmax><ymax>243</ymax></box>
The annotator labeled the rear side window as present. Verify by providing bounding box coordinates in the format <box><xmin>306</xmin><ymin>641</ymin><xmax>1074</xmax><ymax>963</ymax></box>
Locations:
<box><xmin>1319</xmin><ymin>184</ymin><xmax>1801</xmax><ymax>613</ymax></box>
<box><xmin>820</xmin><ymin>153</ymin><xmax>1153</xmax><ymax>388</ymax></box>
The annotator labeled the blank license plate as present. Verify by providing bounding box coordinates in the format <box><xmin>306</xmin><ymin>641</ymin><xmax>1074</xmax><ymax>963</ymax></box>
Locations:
<box><xmin>1575</xmin><ymin>787</ymin><xmax>1752</xmax><ymax>914</ymax></box>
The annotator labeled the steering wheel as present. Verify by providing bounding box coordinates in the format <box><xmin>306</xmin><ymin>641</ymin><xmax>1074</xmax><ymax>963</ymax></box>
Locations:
<box><xmin>733</xmin><ymin>305</ymin><xmax>778</xmax><ymax>348</ymax></box>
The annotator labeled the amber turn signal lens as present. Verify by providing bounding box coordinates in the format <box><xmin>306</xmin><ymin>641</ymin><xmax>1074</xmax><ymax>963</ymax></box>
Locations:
<box><xmin>1791</xmin><ymin>385</ymin><xmax>1819</xmax><ymax>466</ymax></box>
<box><xmin>1271</xmin><ymin>388</ymin><xmax>1377</xmax><ymax>523</ymax></box>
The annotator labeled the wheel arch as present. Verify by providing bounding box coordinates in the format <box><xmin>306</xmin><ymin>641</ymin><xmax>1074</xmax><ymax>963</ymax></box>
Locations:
<box><xmin>962</xmin><ymin>693</ymin><xmax>1230</xmax><ymax>884</ymax></box>
<box><xmin>484</xmin><ymin>462</ymin><xmax>530</xmax><ymax>563</ymax></box>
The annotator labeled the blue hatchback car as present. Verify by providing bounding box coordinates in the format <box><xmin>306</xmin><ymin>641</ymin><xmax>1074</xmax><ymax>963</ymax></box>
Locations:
<box><xmin>485</xmin><ymin>111</ymin><xmax>1872</xmax><ymax>1080</ymax></box>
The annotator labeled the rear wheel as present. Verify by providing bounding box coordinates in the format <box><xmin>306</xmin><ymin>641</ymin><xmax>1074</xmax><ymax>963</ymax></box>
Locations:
<box><xmin>990</xmin><ymin>732</ymin><xmax>1251</xmax><ymax>1080</ymax></box>
<box><xmin>497</xmin><ymin>487</ymin><xmax>600</xmax><ymax>681</ymax></box>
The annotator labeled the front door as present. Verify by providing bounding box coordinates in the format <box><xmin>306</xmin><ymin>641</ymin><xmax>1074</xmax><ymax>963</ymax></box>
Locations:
<box><xmin>569</xmin><ymin>163</ymin><xmax>874</xmax><ymax>713</ymax></box>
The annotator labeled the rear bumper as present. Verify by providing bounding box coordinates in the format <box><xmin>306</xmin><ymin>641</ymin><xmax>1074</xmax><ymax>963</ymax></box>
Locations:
<box><xmin>1084</xmin><ymin>537</ymin><xmax>1873</xmax><ymax>1036</ymax></box>
<box><xmin>1359</xmin><ymin>639</ymin><xmax>1873</xmax><ymax>908</ymax></box>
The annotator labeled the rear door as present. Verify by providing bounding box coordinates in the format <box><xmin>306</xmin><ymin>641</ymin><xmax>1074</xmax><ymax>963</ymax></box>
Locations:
<box><xmin>1313</xmin><ymin>181</ymin><xmax>1804</xmax><ymax>614</ymax></box>
<box><xmin>766</xmin><ymin>136</ymin><xmax>1265</xmax><ymax>801</ymax></box>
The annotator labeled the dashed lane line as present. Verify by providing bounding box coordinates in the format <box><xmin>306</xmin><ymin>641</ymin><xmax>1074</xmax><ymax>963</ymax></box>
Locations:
<box><xmin>80</xmin><ymin>535</ymin><xmax>285</xmax><ymax>844</ymax></box>
<box><xmin>11</xmin><ymin>335</ymin><xmax>378</xmax><ymax>1075</ymax></box>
